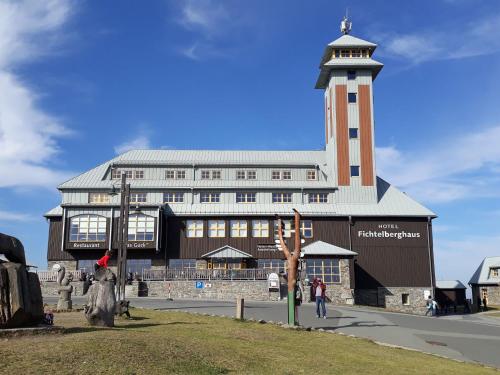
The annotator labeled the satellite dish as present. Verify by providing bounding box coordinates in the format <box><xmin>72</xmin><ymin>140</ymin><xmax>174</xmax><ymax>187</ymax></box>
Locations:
<box><xmin>52</xmin><ymin>263</ymin><xmax>61</xmax><ymax>272</ymax></box>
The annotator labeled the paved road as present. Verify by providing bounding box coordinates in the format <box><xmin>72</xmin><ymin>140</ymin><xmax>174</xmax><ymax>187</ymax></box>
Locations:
<box><xmin>46</xmin><ymin>296</ymin><xmax>500</xmax><ymax>368</ymax></box>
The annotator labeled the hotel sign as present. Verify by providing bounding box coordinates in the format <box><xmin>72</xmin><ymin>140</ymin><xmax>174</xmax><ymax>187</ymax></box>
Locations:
<box><xmin>355</xmin><ymin>223</ymin><xmax>424</xmax><ymax>242</ymax></box>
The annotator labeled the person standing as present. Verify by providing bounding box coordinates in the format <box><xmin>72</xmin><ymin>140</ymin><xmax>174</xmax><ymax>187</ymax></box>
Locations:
<box><xmin>482</xmin><ymin>295</ymin><xmax>488</xmax><ymax>312</ymax></box>
<box><xmin>431</xmin><ymin>298</ymin><xmax>439</xmax><ymax>316</ymax></box>
<box><xmin>315</xmin><ymin>278</ymin><xmax>327</xmax><ymax>319</ymax></box>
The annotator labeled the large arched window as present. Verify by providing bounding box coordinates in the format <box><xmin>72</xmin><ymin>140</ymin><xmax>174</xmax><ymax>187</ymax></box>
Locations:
<box><xmin>128</xmin><ymin>214</ymin><xmax>155</xmax><ymax>241</ymax></box>
<box><xmin>70</xmin><ymin>215</ymin><xmax>107</xmax><ymax>242</ymax></box>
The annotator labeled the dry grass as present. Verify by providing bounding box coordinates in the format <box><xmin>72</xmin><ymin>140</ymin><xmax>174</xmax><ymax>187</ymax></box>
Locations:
<box><xmin>0</xmin><ymin>308</ymin><xmax>497</xmax><ymax>375</ymax></box>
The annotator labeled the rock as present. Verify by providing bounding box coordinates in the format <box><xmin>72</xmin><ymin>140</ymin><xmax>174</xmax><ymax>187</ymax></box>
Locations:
<box><xmin>258</xmin><ymin>319</ymin><xmax>266</xmax><ymax>324</ymax></box>
<box><xmin>84</xmin><ymin>268</ymin><xmax>116</xmax><ymax>327</ymax></box>
<box><xmin>0</xmin><ymin>262</ymin><xmax>43</xmax><ymax>328</ymax></box>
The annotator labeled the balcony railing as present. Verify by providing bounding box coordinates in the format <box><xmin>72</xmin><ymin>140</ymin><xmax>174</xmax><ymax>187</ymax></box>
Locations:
<box><xmin>37</xmin><ymin>270</ymin><xmax>83</xmax><ymax>282</ymax></box>
<box><xmin>142</xmin><ymin>268</ymin><xmax>281</xmax><ymax>281</ymax></box>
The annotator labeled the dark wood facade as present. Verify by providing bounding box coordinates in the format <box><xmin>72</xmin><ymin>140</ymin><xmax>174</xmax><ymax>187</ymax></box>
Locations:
<box><xmin>47</xmin><ymin>214</ymin><xmax>435</xmax><ymax>290</ymax></box>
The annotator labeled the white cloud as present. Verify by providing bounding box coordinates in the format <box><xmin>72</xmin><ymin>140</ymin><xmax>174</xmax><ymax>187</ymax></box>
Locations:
<box><xmin>375</xmin><ymin>14</ymin><xmax>500</xmax><ymax>64</ymax></box>
<box><xmin>178</xmin><ymin>0</ymin><xmax>228</xmax><ymax>36</ymax></box>
<box><xmin>172</xmin><ymin>0</ymin><xmax>243</xmax><ymax>60</ymax></box>
<box><xmin>0</xmin><ymin>209</ymin><xmax>36</xmax><ymax>222</ymax></box>
<box><xmin>376</xmin><ymin>125</ymin><xmax>500</xmax><ymax>203</ymax></box>
<box><xmin>0</xmin><ymin>0</ymin><xmax>75</xmax><ymax>189</ymax></box>
<box><xmin>114</xmin><ymin>135</ymin><xmax>151</xmax><ymax>155</ymax></box>
<box><xmin>434</xmin><ymin>234</ymin><xmax>500</xmax><ymax>283</ymax></box>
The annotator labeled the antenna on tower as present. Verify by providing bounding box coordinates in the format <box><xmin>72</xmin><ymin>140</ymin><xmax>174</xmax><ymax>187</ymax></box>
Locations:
<box><xmin>340</xmin><ymin>9</ymin><xmax>352</xmax><ymax>35</ymax></box>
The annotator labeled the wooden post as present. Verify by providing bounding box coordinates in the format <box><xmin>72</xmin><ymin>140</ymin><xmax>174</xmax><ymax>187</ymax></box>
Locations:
<box><xmin>236</xmin><ymin>298</ymin><xmax>244</xmax><ymax>320</ymax></box>
<box><xmin>277</xmin><ymin>209</ymin><xmax>302</xmax><ymax>325</ymax></box>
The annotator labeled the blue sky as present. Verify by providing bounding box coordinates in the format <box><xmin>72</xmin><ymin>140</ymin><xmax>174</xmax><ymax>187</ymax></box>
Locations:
<box><xmin>0</xmin><ymin>0</ymin><xmax>499</xmax><ymax>284</ymax></box>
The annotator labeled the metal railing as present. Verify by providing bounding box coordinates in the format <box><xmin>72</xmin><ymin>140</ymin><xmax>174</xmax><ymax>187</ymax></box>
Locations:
<box><xmin>142</xmin><ymin>268</ymin><xmax>281</xmax><ymax>281</ymax></box>
<box><xmin>37</xmin><ymin>270</ymin><xmax>83</xmax><ymax>282</ymax></box>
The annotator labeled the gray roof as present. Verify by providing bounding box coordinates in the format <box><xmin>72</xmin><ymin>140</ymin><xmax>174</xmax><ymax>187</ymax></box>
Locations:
<box><xmin>201</xmin><ymin>246</ymin><xmax>253</xmax><ymax>259</ymax></box>
<box><xmin>315</xmin><ymin>57</ymin><xmax>384</xmax><ymax>89</ymax></box>
<box><xmin>436</xmin><ymin>280</ymin><xmax>467</xmax><ymax>289</ymax></box>
<box><xmin>58</xmin><ymin>150</ymin><xmax>326</xmax><ymax>190</ymax></box>
<box><xmin>114</xmin><ymin>149</ymin><xmax>325</xmax><ymax>166</ymax></box>
<box><xmin>469</xmin><ymin>256</ymin><xmax>500</xmax><ymax>285</ymax></box>
<box><xmin>328</xmin><ymin>34</ymin><xmax>377</xmax><ymax>48</ymax></box>
<box><xmin>315</xmin><ymin>33</ymin><xmax>383</xmax><ymax>89</ymax></box>
<box><xmin>300</xmin><ymin>241</ymin><xmax>357</xmax><ymax>257</ymax></box>
<box><xmin>44</xmin><ymin>205</ymin><xmax>63</xmax><ymax>217</ymax></box>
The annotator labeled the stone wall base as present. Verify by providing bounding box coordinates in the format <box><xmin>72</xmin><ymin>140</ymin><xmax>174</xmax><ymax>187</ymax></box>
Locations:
<box><xmin>356</xmin><ymin>287</ymin><xmax>432</xmax><ymax>315</ymax></box>
<box><xmin>40</xmin><ymin>281</ymin><xmax>85</xmax><ymax>297</ymax></box>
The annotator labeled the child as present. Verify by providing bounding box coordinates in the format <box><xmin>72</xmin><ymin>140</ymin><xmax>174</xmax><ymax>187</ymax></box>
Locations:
<box><xmin>43</xmin><ymin>304</ymin><xmax>54</xmax><ymax>325</ymax></box>
<box><xmin>94</xmin><ymin>250</ymin><xmax>112</xmax><ymax>272</ymax></box>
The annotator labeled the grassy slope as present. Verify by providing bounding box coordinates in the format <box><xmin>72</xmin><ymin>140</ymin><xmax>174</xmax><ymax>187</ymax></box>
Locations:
<box><xmin>0</xmin><ymin>309</ymin><xmax>497</xmax><ymax>375</ymax></box>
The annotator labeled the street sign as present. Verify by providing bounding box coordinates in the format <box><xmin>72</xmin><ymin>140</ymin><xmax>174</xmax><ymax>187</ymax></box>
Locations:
<box><xmin>195</xmin><ymin>281</ymin><xmax>204</xmax><ymax>289</ymax></box>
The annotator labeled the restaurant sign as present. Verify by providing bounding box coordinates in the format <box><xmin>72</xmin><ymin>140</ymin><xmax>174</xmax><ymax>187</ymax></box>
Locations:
<box><xmin>127</xmin><ymin>241</ymin><xmax>155</xmax><ymax>249</ymax></box>
<box><xmin>68</xmin><ymin>242</ymin><xmax>106</xmax><ymax>250</ymax></box>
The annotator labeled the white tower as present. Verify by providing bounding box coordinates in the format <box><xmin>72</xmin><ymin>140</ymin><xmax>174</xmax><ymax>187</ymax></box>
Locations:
<box><xmin>316</xmin><ymin>18</ymin><xmax>383</xmax><ymax>203</ymax></box>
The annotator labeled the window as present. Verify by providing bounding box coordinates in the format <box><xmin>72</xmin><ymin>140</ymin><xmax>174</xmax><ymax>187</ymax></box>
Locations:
<box><xmin>89</xmin><ymin>192</ymin><xmax>110</xmax><ymax>204</ymax></box>
<box><xmin>236</xmin><ymin>192</ymin><xmax>256</xmax><ymax>203</ymax></box>
<box><xmin>492</xmin><ymin>268</ymin><xmax>499</xmax><ymax>278</ymax></box>
<box><xmin>230</xmin><ymin>220</ymin><xmax>247</xmax><ymax>237</ymax></box>
<box><xmin>200</xmin><ymin>192</ymin><xmax>220</xmax><ymax>203</ymax></box>
<box><xmin>307</xmin><ymin>170</ymin><xmax>317</xmax><ymax>180</ymax></box>
<box><xmin>247</xmin><ymin>171</ymin><xmax>256</xmax><ymax>180</ymax></box>
<box><xmin>402</xmin><ymin>293</ymin><xmax>410</xmax><ymax>306</ymax></box>
<box><xmin>126</xmin><ymin>259</ymin><xmax>151</xmax><ymax>274</ymax></box>
<box><xmin>349</xmin><ymin>128</ymin><xmax>358</xmax><ymax>139</ymax></box>
<box><xmin>272</xmin><ymin>192</ymin><xmax>292</xmax><ymax>203</ymax></box>
<box><xmin>271</xmin><ymin>171</ymin><xmax>281</xmax><ymax>180</ymax></box>
<box><xmin>308</xmin><ymin>193</ymin><xmax>328</xmax><ymax>203</ymax></box>
<box><xmin>134</xmin><ymin>170</ymin><xmax>144</xmax><ymax>179</ymax></box>
<box><xmin>168</xmin><ymin>259</ymin><xmax>196</xmax><ymax>269</ymax></box>
<box><xmin>163</xmin><ymin>192</ymin><xmax>184</xmax><ymax>203</ymax></box>
<box><xmin>348</xmin><ymin>93</ymin><xmax>357</xmax><ymax>103</ymax></box>
<box><xmin>166</xmin><ymin>170</ymin><xmax>186</xmax><ymax>179</ymax></box>
<box><xmin>258</xmin><ymin>259</ymin><xmax>285</xmax><ymax>272</ymax></box>
<box><xmin>124</xmin><ymin>170</ymin><xmax>133</xmax><ymax>179</ymax></box>
<box><xmin>208</xmin><ymin>220</ymin><xmax>225</xmax><ymax>238</ymax></box>
<box><xmin>70</xmin><ymin>215</ymin><xmax>107</xmax><ymax>242</ymax></box>
<box><xmin>341</xmin><ymin>49</ymin><xmax>350</xmax><ymax>57</ymax></box>
<box><xmin>236</xmin><ymin>170</ymin><xmax>246</xmax><ymax>180</ymax></box>
<box><xmin>351</xmin><ymin>50</ymin><xmax>361</xmax><ymax>58</ymax></box>
<box><xmin>347</xmin><ymin>70</ymin><xmax>356</xmax><ymax>80</ymax></box>
<box><xmin>111</xmin><ymin>169</ymin><xmax>121</xmax><ymax>179</ymax></box>
<box><xmin>305</xmin><ymin>259</ymin><xmax>340</xmax><ymax>284</ymax></box>
<box><xmin>350</xmin><ymin>166</ymin><xmax>360</xmax><ymax>177</ymax></box>
<box><xmin>300</xmin><ymin>220</ymin><xmax>313</xmax><ymax>238</ymax></box>
<box><xmin>282</xmin><ymin>171</ymin><xmax>292</xmax><ymax>180</ymax></box>
<box><xmin>361</xmin><ymin>49</ymin><xmax>369</xmax><ymax>58</ymax></box>
<box><xmin>334</xmin><ymin>49</ymin><xmax>340</xmax><ymax>58</ymax></box>
<box><xmin>201</xmin><ymin>170</ymin><xmax>210</xmax><ymax>179</ymax></box>
<box><xmin>186</xmin><ymin>220</ymin><xmax>203</xmax><ymax>238</ymax></box>
<box><xmin>130</xmin><ymin>192</ymin><xmax>147</xmax><ymax>204</ymax></box>
<box><xmin>128</xmin><ymin>214</ymin><xmax>155</xmax><ymax>241</ymax></box>
<box><xmin>252</xmin><ymin>220</ymin><xmax>269</xmax><ymax>237</ymax></box>
<box><xmin>212</xmin><ymin>170</ymin><xmax>221</xmax><ymax>180</ymax></box>
<box><xmin>274</xmin><ymin>220</ymin><xmax>292</xmax><ymax>238</ymax></box>
<box><xmin>78</xmin><ymin>259</ymin><xmax>98</xmax><ymax>272</ymax></box>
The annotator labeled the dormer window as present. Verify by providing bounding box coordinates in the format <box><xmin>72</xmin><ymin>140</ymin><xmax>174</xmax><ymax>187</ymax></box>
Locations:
<box><xmin>492</xmin><ymin>268</ymin><xmax>499</xmax><ymax>278</ymax></box>
<box><xmin>341</xmin><ymin>49</ymin><xmax>350</xmax><ymax>58</ymax></box>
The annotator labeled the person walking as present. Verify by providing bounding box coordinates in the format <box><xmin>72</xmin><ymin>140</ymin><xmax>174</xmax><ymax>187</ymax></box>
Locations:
<box><xmin>315</xmin><ymin>278</ymin><xmax>327</xmax><ymax>319</ymax></box>
<box><xmin>431</xmin><ymin>298</ymin><xmax>439</xmax><ymax>316</ymax></box>
<box><xmin>425</xmin><ymin>296</ymin><xmax>433</xmax><ymax>316</ymax></box>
